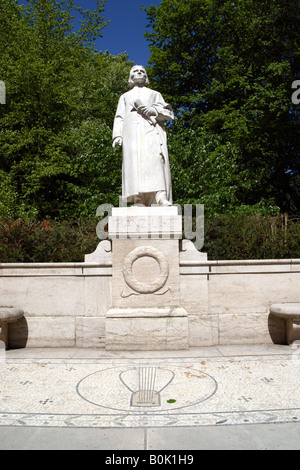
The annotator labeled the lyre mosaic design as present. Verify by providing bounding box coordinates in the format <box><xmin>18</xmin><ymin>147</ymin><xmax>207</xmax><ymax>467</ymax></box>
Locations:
<box><xmin>120</xmin><ymin>366</ymin><xmax>175</xmax><ymax>407</ymax></box>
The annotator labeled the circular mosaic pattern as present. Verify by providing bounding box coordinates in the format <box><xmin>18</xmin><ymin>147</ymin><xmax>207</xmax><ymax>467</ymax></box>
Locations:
<box><xmin>76</xmin><ymin>365</ymin><xmax>218</xmax><ymax>413</ymax></box>
<box><xmin>122</xmin><ymin>246</ymin><xmax>169</xmax><ymax>294</ymax></box>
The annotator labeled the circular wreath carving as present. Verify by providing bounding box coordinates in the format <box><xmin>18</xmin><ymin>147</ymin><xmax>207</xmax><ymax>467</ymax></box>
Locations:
<box><xmin>122</xmin><ymin>246</ymin><xmax>169</xmax><ymax>294</ymax></box>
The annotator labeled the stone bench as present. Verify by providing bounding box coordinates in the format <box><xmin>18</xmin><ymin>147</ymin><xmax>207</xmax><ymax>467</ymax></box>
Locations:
<box><xmin>0</xmin><ymin>307</ymin><xmax>24</xmax><ymax>350</ymax></box>
<box><xmin>270</xmin><ymin>303</ymin><xmax>300</xmax><ymax>345</ymax></box>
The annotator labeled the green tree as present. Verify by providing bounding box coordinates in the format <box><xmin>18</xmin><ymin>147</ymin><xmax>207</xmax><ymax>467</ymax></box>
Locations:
<box><xmin>0</xmin><ymin>0</ymin><xmax>131</xmax><ymax>219</ymax></box>
<box><xmin>144</xmin><ymin>0</ymin><xmax>300</xmax><ymax>215</ymax></box>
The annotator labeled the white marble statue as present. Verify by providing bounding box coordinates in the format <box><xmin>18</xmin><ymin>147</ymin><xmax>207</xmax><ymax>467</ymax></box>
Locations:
<box><xmin>112</xmin><ymin>65</ymin><xmax>174</xmax><ymax>206</ymax></box>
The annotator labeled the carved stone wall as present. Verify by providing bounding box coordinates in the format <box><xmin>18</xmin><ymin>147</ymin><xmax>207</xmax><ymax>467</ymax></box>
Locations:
<box><xmin>1</xmin><ymin>258</ymin><xmax>300</xmax><ymax>349</ymax></box>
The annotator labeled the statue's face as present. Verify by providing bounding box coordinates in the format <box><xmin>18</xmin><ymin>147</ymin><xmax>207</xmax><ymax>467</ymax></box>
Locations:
<box><xmin>131</xmin><ymin>66</ymin><xmax>147</xmax><ymax>86</ymax></box>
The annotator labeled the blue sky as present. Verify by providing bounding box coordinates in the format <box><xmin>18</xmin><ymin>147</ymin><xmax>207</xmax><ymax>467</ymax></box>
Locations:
<box><xmin>20</xmin><ymin>0</ymin><xmax>162</xmax><ymax>65</ymax></box>
<box><xmin>75</xmin><ymin>0</ymin><xmax>162</xmax><ymax>65</ymax></box>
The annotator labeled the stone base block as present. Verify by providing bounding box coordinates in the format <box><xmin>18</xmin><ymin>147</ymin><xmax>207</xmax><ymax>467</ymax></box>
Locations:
<box><xmin>188</xmin><ymin>314</ymin><xmax>219</xmax><ymax>347</ymax></box>
<box><xmin>105</xmin><ymin>307</ymin><xmax>189</xmax><ymax>351</ymax></box>
<box><xmin>219</xmin><ymin>313</ymin><xmax>271</xmax><ymax>345</ymax></box>
<box><xmin>9</xmin><ymin>317</ymin><xmax>76</xmax><ymax>348</ymax></box>
<box><xmin>76</xmin><ymin>317</ymin><xmax>105</xmax><ymax>348</ymax></box>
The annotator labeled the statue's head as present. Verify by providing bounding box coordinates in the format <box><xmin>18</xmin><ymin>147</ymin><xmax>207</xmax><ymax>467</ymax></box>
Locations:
<box><xmin>128</xmin><ymin>65</ymin><xmax>149</xmax><ymax>88</ymax></box>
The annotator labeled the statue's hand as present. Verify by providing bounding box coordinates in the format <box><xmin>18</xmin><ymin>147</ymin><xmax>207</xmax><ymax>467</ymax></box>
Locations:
<box><xmin>112</xmin><ymin>137</ymin><xmax>123</xmax><ymax>150</ymax></box>
<box><xmin>138</xmin><ymin>106</ymin><xmax>157</xmax><ymax>119</ymax></box>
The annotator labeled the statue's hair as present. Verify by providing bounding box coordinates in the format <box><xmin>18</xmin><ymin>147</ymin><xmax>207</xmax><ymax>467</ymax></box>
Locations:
<box><xmin>128</xmin><ymin>65</ymin><xmax>149</xmax><ymax>88</ymax></box>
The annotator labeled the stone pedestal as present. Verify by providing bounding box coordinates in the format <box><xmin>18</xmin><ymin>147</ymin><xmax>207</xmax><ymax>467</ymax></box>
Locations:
<box><xmin>105</xmin><ymin>206</ymin><xmax>189</xmax><ymax>350</ymax></box>
<box><xmin>106</xmin><ymin>307</ymin><xmax>188</xmax><ymax>351</ymax></box>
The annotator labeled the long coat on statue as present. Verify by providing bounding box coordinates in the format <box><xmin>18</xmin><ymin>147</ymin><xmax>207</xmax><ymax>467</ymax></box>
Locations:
<box><xmin>113</xmin><ymin>86</ymin><xmax>174</xmax><ymax>203</ymax></box>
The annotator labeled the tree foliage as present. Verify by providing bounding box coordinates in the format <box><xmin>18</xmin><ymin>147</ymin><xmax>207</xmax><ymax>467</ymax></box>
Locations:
<box><xmin>0</xmin><ymin>0</ymin><xmax>132</xmax><ymax>219</ymax></box>
<box><xmin>1</xmin><ymin>0</ymin><xmax>299</xmax><ymax>221</ymax></box>
<box><xmin>144</xmin><ymin>0</ymin><xmax>300</xmax><ymax>215</ymax></box>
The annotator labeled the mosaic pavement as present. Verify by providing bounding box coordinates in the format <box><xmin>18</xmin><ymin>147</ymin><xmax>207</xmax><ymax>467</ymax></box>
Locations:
<box><xmin>1</xmin><ymin>346</ymin><xmax>300</xmax><ymax>429</ymax></box>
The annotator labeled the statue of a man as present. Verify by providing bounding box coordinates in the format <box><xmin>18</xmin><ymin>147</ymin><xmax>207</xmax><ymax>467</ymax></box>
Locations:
<box><xmin>112</xmin><ymin>65</ymin><xmax>174</xmax><ymax>206</ymax></box>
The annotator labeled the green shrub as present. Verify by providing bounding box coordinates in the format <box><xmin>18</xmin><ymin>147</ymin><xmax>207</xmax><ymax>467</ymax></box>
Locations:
<box><xmin>203</xmin><ymin>214</ymin><xmax>300</xmax><ymax>260</ymax></box>
<box><xmin>0</xmin><ymin>219</ymin><xmax>98</xmax><ymax>263</ymax></box>
<box><xmin>0</xmin><ymin>215</ymin><xmax>299</xmax><ymax>263</ymax></box>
